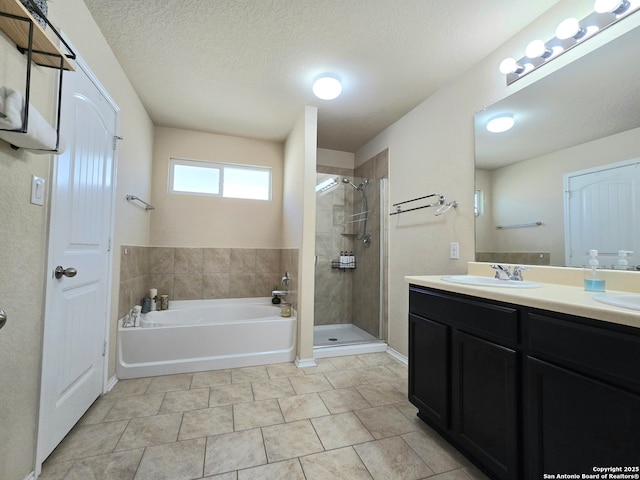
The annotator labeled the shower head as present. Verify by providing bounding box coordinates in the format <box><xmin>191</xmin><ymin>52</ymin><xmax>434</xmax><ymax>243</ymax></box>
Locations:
<box><xmin>342</xmin><ymin>177</ymin><xmax>363</xmax><ymax>191</ymax></box>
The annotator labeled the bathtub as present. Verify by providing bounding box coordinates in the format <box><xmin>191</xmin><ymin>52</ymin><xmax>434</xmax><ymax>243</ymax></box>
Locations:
<box><xmin>116</xmin><ymin>297</ymin><xmax>296</xmax><ymax>379</ymax></box>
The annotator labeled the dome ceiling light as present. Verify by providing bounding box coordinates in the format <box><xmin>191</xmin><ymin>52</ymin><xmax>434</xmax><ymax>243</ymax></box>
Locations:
<box><xmin>498</xmin><ymin>0</ymin><xmax>639</xmax><ymax>85</ymax></box>
<box><xmin>312</xmin><ymin>74</ymin><xmax>342</xmax><ymax>100</ymax></box>
<box><xmin>486</xmin><ymin>114</ymin><xmax>515</xmax><ymax>133</ymax></box>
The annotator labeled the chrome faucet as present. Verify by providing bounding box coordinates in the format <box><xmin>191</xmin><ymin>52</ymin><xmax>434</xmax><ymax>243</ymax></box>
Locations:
<box><xmin>510</xmin><ymin>265</ymin><xmax>529</xmax><ymax>281</ymax></box>
<box><xmin>281</xmin><ymin>271</ymin><xmax>290</xmax><ymax>287</ymax></box>
<box><xmin>272</xmin><ymin>272</ymin><xmax>291</xmax><ymax>297</ymax></box>
<box><xmin>490</xmin><ymin>264</ymin><xmax>529</xmax><ymax>281</ymax></box>
<box><xmin>491</xmin><ymin>264</ymin><xmax>512</xmax><ymax>280</ymax></box>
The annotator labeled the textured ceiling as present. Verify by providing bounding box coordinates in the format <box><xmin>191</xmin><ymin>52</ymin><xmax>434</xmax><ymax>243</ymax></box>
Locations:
<box><xmin>83</xmin><ymin>0</ymin><xmax>560</xmax><ymax>152</ymax></box>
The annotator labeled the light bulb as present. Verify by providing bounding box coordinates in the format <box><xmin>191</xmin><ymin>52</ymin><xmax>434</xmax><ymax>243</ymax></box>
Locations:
<box><xmin>525</xmin><ymin>40</ymin><xmax>552</xmax><ymax>59</ymax></box>
<box><xmin>312</xmin><ymin>75</ymin><xmax>342</xmax><ymax>100</ymax></box>
<box><xmin>486</xmin><ymin>114</ymin><xmax>515</xmax><ymax>133</ymax></box>
<box><xmin>499</xmin><ymin>58</ymin><xmax>524</xmax><ymax>75</ymax></box>
<box><xmin>556</xmin><ymin>18</ymin><xmax>586</xmax><ymax>40</ymax></box>
<box><xmin>594</xmin><ymin>0</ymin><xmax>630</xmax><ymax>13</ymax></box>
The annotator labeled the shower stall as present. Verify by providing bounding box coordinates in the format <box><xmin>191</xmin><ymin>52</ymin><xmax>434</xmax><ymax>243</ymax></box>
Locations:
<box><xmin>314</xmin><ymin>150</ymin><xmax>389</xmax><ymax>354</ymax></box>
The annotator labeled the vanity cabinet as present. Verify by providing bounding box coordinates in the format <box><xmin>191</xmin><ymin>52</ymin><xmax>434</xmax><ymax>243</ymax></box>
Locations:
<box><xmin>409</xmin><ymin>285</ymin><xmax>640</xmax><ymax>480</ymax></box>
<box><xmin>408</xmin><ymin>287</ymin><xmax>520</xmax><ymax>480</ymax></box>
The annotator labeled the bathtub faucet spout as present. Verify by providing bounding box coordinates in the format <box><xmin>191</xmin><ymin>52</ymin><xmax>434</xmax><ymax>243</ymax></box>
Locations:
<box><xmin>272</xmin><ymin>289</ymin><xmax>288</xmax><ymax>296</ymax></box>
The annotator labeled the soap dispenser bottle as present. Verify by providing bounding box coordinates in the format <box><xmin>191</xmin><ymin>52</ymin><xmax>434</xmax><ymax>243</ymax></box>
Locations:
<box><xmin>615</xmin><ymin>250</ymin><xmax>633</xmax><ymax>270</ymax></box>
<box><xmin>584</xmin><ymin>249</ymin><xmax>605</xmax><ymax>292</ymax></box>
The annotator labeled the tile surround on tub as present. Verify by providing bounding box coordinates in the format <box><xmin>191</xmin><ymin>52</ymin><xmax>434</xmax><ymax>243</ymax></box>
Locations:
<box><xmin>119</xmin><ymin>246</ymin><xmax>298</xmax><ymax>318</ymax></box>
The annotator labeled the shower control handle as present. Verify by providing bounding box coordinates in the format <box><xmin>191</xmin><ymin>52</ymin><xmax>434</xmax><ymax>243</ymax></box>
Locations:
<box><xmin>54</xmin><ymin>266</ymin><xmax>77</xmax><ymax>279</ymax></box>
<box><xmin>0</xmin><ymin>309</ymin><xmax>6</xmax><ymax>330</ymax></box>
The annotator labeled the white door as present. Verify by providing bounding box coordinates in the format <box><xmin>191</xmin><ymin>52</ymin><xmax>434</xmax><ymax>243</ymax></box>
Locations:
<box><xmin>564</xmin><ymin>160</ymin><xmax>640</xmax><ymax>267</ymax></box>
<box><xmin>37</xmin><ymin>57</ymin><xmax>118</xmax><ymax>465</ymax></box>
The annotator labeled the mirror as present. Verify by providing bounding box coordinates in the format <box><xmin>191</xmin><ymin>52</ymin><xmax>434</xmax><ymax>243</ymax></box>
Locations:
<box><xmin>475</xmin><ymin>23</ymin><xmax>640</xmax><ymax>268</ymax></box>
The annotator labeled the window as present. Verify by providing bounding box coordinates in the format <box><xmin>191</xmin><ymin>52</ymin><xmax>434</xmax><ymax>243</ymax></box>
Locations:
<box><xmin>169</xmin><ymin>158</ymin><xmax>271</xmax><ymax>200</ymax></box>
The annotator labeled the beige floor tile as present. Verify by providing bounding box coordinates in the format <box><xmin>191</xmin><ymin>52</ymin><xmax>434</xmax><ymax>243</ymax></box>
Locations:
<box><xmin>311</xmin><ymin>411</ymin><xmax>374</xmax><ymax>450</ymax></box>
<box><xmin>202</xmin><ymin>473</ymin><xmax>238</xmax><ymax>480</ymax></box>
<box><xmin>329</xmin><ymin>355</ymin><xmax>368</xmax><ymax>370</ymax></box>
<box><xmin>356</xmin><ymin>382</ymin><xmax>407</xmax><ymax>406</ymax></box>
<box><xmin>135</xmin><ymin>437</ymin><xmax>206</xmax><ymax>480</ymax></box>
<box><xmin>384</xmin><ymin>362</ymin><xmax>409</xmax><ymax>379</ymax></box>
<box><xmin>262</xmin><ymin>420</ymin><xmax>324</xmax><ymax>462</ymax></box>
<box><xmin>145</xmin><ymin>373</ymin><xmax>193</xmax><ymax>393</ymax></box>
<box><xmin>318</xmin><ymin>387</ymin><xmax>372</xmax><ymax>414</ymax></box>
<box><xmin>324</xmin><ymin>369</ymin><xmax>368</xmax><ymax>389</ymax></box>
<box><xmin>231</xmin><ymin>365</ymin><xmax>269</xmax><ymax>383</ymax></box>
<box><xmin>103</xmin><ymin>393</ymin><xmax>165</xmax><ymax>421</ymax></box>
<box><xmin>289</xmin><ymin>373</ymin><xmax>334</xmax><ymax>394</ymax></box>
<box><xmin>357</xmin><ymin>365</ymin><xmax>402</xmax><ymax>384</ymax></box>
<box><xmin>191</xmin><ymin>369</ymin><xmax>232</xmax><ymax>388</ymax></box>
<box><xmin>394</xmin><ymin>401</ymin><xmax>429</xmax><ymax>430</ymax></box>
<box><xmin>402</xmin><ymin>429</ymin><xmax>467</xmax><ymax>474</ymax></box>
<box><xmin>38</xmin><ymin>459</ymin><xmax>75</xmax><ymax>480</ymax></box>
<box><xmin>159</xmin><ymin>387</ymin><xmax>209</xmax><ymax>413</ymax></box>
<box><xmin>78</xmin><ymin>396</ymin><xmax>117</xmax><ymax>426</ymax></box>
<box><xmin>266</xmin><ymin>362</ymin><xmax>306</xmax><ymax>379</ymax></box>
<box><xmin>251</xmin><ymin>377</ymin><xmax>295</xmax><ymax>400</ymax></box>
<box><xmin>233</xmin><ymin>399</ymin><xmax>284</xmax><ymax>430</ymax></box>
<box><xmin>357</xmin><ymin>352</ymin><xmax>396</xmax><ymax>367</ymax></box>
<box><xmin>115</xmin><ymin>413</ymin><xmax>182</xmax><ymax>451</ymax></box>
<box><xmin>63</xmin><ymin>448</ymin><xmax>143</xmax><ymax>480</ymax></box>
<box><xmin>179</xmin><ymin>405</ymin><xmax>234</xmax><ymax>440</ymax></box>
<box><xmin>355</xmin><ymin>405</ymin><xmax>419</xmax><ymax>439</ymax></box>
<box><xmin>204</xmin><ymin>429</ymin><xmax>267</xmax><ymax>476</ymax></box>
<box><xmin>302</xmin><ymin>359</ymin><xmax>337</xmax><ymax>374</ymax></box>
<box><xmin>209</xmin><ymin>383</ymin><xmax>254</xmax><ymax>406</ymax></box>
<box><xmin>105</xmin><ymin>377</ymin><xmax>152</xmax><ymax>398</ymax></box>
<box><xmin>278</xmin><ymin>392</ymin><xmax>330</xmax><ymax>422</ymax></box>
<box><xmin>237</xmin><ymin>458</ymin><xmax>305</xmax><ymax>480</ymax></box>
<box><xmin>429</xmin><ymin>469</ymin><xmax>475</xmax><ymax>480</ymax></box>
<box><xmin>300</xmin><ymin>446</ymin><xmax>373</xmax><ymax>480</ymax></box>
<box><xmin>390</xmin><ymin>380</ymin><xmax>409</xmax><ymax>396</ymax></box>
<box><xmin>354</xmin><ymin>436</ymin><xmax>434</xmax><ymax>480</ymax></box>
<box><xmin>46</xmin><ymin>420</ymin><xmax>129</xmax><ymax>464</ymax></box>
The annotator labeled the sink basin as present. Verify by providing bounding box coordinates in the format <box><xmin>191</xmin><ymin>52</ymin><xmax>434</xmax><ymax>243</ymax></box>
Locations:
<box><xmin>593</xmin><ymin>293</ymin><xmax>640</xmax><ymax>311</ymax></box>
<box><xmin>441</xmin><ymin>275</ymin><xmax>542</xmax><ymax>289</ymax></box>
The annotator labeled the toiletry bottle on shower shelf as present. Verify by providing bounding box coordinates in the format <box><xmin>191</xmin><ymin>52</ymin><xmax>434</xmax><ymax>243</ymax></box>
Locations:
<box><xmin>584</xmin><ymin>249</ymin><xmax>605</xmax><ymax>292</ymax></box>
<box><xmin>348</xmin><ymin>251</ymin><xmax>355</xmax><ymax>268</ymax></box>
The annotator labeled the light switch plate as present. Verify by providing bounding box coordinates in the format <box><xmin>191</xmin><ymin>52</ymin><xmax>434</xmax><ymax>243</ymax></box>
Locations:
<box><xmin>31</xmin><ymin>175</ymin><xmax>45</xmax><ymax>206</ymax></box>
<box><xmin>449</xmin><ymin>242</ymin><xmax>459</xmax><ymax>260</ymax></box>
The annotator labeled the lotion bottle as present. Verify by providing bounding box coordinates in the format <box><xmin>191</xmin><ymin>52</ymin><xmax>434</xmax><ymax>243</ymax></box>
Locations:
<box><xmin>584</xmin><ymin>249</ymin><xmax>605</xmax><ymax>292</ymax></box>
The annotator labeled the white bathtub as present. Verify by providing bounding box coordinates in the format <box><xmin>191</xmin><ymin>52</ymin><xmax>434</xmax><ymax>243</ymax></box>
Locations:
<box><xmin>116</xmin><ymin>298</ymin><xmax>296</xmax><ymax>379</ymax></box>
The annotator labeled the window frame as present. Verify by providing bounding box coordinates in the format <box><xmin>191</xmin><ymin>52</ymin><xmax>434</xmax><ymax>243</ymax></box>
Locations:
<box><xmin>168</xmin><ymin>157</ymin><xmax>272</xmax><ymax>201</ymax></box>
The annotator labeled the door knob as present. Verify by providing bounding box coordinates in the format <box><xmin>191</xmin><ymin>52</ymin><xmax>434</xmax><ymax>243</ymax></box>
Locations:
<box><xmin>0</xmin><ymin>309</ymin><xmax>6</xmax><ymax>330</ymax></box>
<box><xmin>54</xmin><ymin>266</ymin><xmax>77</xmax><ymax>279</ymax></box>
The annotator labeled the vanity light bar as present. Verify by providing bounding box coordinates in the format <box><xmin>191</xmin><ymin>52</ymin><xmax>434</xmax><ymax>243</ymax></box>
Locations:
<box><xmin>501</xmin><ymin>1</ymin><xmax>640</xmax><ymax>85</ymax></box>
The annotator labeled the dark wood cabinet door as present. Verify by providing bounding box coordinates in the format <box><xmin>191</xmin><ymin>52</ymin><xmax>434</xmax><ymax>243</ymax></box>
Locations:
<box><xmin>452</xmin><ymin>330</ymin><xmax>519</xmax><ymax>480</ymax></box>
<box><xmin>527</xmin><ymin>357</ymin><xmax>640</xmax><ymax>479</ymax></box>
<box><xmin>408</xmin><ymin>313</ymin><xmax>449</xmax><ymax>429</ymax></box>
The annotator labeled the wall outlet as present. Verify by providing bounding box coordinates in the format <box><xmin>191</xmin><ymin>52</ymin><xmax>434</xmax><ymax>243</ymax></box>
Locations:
<box><xmin>449</xmin><ymin>242</ymin><xmax>459</xmax><ymax>260</ymax></box>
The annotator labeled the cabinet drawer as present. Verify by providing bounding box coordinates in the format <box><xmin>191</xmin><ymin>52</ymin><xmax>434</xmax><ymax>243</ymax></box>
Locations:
<box><xmin>410</xmin><ymin>287</ymin><xmax>519</xmax><ymax>344</ymax></box>
<box><xmin>527</xmin><ymin>313</ymin><xmax>640</xmax><ymax>392</ymax></box>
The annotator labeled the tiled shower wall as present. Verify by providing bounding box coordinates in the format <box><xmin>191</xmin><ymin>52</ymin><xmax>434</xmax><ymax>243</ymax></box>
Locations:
<box><xmin>119</xmin><ymin>246</ymin><xmax>298</xmax><ymax>319</ymax></box>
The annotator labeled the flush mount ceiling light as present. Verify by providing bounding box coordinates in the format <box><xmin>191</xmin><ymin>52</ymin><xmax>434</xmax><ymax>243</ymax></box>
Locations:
<box><xmin>312</xmin><ymin>74</ymin><xmax>342</xmax><ymax>100</ymax></box>
<box><xmin>486</xmin><ymin>114</ymin><xmax>515</xmax><ymax>133</ymax></box>
<box><xmin>499</xmin><ymin>1</ymin><xmax>639</xmax><ymax>85</ymax></box>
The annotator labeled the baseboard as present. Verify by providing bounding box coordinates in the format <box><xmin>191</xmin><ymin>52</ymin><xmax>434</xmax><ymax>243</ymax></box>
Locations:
<box><xmin>23</xmin><ymin>471</ymin><xmax>36</xmax><ymax>480</ymax></box>
<box><xmin>105</xmin><ymin>374</ymin><xmax>118</xmax><ymax>393</ymax></box>
<box><xmin>295</xmin><ymin>356</ymin><xmax>317</xmax><ymax>368</ymax></box>
<box><xmin>386</xmin><ymin>347</ymin><xmax>408</xmax><ymax>365</ymax></box>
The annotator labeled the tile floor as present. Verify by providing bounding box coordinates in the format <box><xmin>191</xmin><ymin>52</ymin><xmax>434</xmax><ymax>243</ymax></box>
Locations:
<box><xmin>39</xmin><ymin>352</ymin><xmax>490</xmax><ymax>480</ymax></box>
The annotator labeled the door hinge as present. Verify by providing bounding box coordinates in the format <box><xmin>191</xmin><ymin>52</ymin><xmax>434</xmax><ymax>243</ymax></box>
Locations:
<box><xmin>103</xmin><ymin>340</ymin><xmax>107</xmax><ymax>357</ymax></box>
<box><xmin>107</xmin><ymin>236</ymin><xmax>111</xmax><ymax>252</ymax></box>
<box><xmin>113</xmin><ymin>135</ymin><xmax>123</xmax><ymax>150</ymax></box>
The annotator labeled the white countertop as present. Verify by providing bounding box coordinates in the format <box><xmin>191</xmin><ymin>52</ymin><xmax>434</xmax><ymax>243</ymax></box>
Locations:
<box><xmin>405</xmin><ymin>275</ymin><xmax>640</xmax><ymax>330</ymax></box>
